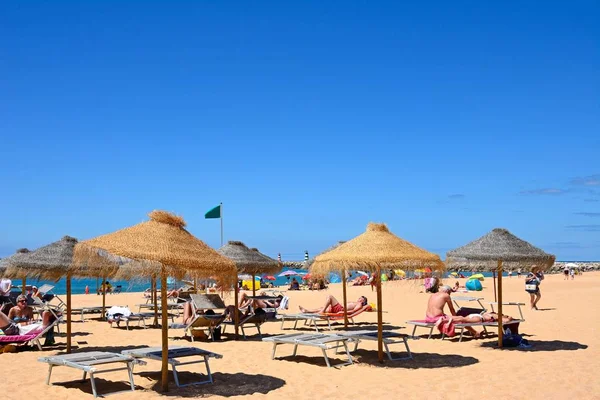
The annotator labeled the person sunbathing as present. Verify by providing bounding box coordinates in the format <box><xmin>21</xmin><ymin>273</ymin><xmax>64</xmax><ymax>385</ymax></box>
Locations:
<box><xmin>299</xmin><ymin>295</ymin><xmax>367</xmax><ymax>314</ymax></box>
<box><xmin>238</xmin><ymin>292</ymin><xmax>283</xmax><ymax>309</ymax></box>
<box><xmin>425</xmin><ymin>286</ymin><xmax>480</xmax><ymax>338</ymax></box>
<box><xmin>0</xmin><ymin>295</ymin><xmax>58</xmax><ymax>344</ymax></box>
<box><xmin>447</xmin><ymin>312</ymin><xmax>516</xmax><ymax>325</ymax></box>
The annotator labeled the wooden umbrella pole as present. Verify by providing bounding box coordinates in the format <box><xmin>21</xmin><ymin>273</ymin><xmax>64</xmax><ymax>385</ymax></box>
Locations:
<box><xmin>101</xmin><ymin>276</ymin><xmax>106</xmax><ymax>320</ymax></box>
<box><xmin>233</xmin><ymin>274</ymin><xmax>239</xmax><ymax>340</ymax></box>
<box><xmin>194</xmin><ymin>278</ymin><xmax>198</xmax><ymax>292</ymax></box>
<box><xmin>22</xmin><ymin>277</ymin><xmax>26</xmax><ymax>295</ymax></box>
<box><xmin>152</xmin><ymin>276</ymin><xmax>158</xmax><ymax>327</ymax></box>
<box><xmin>66</xmin><ymin>273</ymin><xmax>72</xmax><ymax>354</ymax></box>
<box><xmin>492</xmin><ymin>271</ymin><xmax>497</xmax><ymax>302</ymax></box>
<box><xmin>252</xmin><ymin>273</ymin><xmax>256</xmax><ymax>297</ymax></box>
<box><xmin>497</xmin><ymin>260</ymin><xmax>504</xmax><ymax>348</ymax></box>
<box><xmin>376</xmin><ymin>266</ymin><xmax>384</xmax><ymax>363</ymax></box>
<box><xmin>160</xmin><ymin>270</ymin><xmax>169</xmax><ymax>392</ymax></box>
<box><xmin>342</xmin><ymin>268</ymin><xmax>349</xmax><ymax>328</ymax></box>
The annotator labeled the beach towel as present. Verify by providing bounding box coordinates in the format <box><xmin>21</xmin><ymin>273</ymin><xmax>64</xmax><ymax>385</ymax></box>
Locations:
<box><xmin>278</xmin><ymin>296</ymin><xmax>290</xmax><ymax>310</ymax></box>
<box><xmin>425</xmin><ymin>314</ymin><xmax>456</xmax><ymax>337</ymax></box>
<box><xmin>320</xmin><ymin>305</ymin><xmax>373</xmax><ymax>320</ymax></box>
<box><xmin>107</xmin><ymin>306</ymin><xmax>132</xmax><ymax>320</ymax></box>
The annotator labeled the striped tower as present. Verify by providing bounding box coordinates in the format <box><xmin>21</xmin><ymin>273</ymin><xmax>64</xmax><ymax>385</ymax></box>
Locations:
<box><xmin>277</xmin><ymin>253</ymin><xmax>281</xmax><ymax>262</ymax></box>
<box><xmin>304</xmin><ymin>251</ymin><xmax>309</xmax><ymax>262</ymax></box>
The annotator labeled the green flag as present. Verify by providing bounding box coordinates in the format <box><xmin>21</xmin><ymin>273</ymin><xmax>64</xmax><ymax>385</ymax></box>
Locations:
<box><xmin>205</xmin><ymin>204</ymin><xmax>221</xmax><ymax>219</ymax></box>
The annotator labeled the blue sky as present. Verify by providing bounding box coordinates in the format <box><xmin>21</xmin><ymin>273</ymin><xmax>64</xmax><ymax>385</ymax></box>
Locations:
<box><xmin>1</xmin><ymin>2</ymin><xmax>599</xmax><ymax>261</ymax></box>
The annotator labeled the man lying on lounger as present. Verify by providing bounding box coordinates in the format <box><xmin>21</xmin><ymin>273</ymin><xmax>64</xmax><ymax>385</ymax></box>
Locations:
<box><xmin>298</xmin><ymin>295</ymin><xmax>367</xmax><ymax>314</ymax></box>
<box><xmin>426</xmin><ymin>286</ymin><xmax>481</xmax><ymax>338</ymax></box>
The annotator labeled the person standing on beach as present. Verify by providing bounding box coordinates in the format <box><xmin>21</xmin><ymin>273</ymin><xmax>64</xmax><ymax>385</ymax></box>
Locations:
<box><xmin>564</xmin><ymin>266</ymin><xmax>570</xmax><ymax>280</ymax></box>
<box><xmin>508</xmin><ymin>270</ymin><xmax>513</xmax><ymax>278</ymax></box>
<box><xmin>525</xmin><ymin>267</ymin><xmax>544</xmax><ymax>310</ymax></box>
<box><xmin>570</xmin><ymin>267</ymin><xmax>575</xmax><ymax>280</ymax></box>
<box><xmin>517</xmin><ymin>268</ymin><xmax>522</xmax><ymax>278</ymax></box>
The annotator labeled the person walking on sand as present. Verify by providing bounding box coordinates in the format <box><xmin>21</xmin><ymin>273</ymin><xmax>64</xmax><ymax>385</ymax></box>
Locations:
<box><xmin>517</xmin><ymin>268</ymin><xmax>522</xmax><ymax>278</ymax></box>
<box><xmin>563</xmin><ymin>266</ymin><xmax>570</xmax><ymax>280</ymax></box>
<box><xmin>570</xmin><ymin>267</ymin><xmax>575</xmax><ymax>280</ymax></box>
<box><xmin>525</xmin><ymin>267</ymin><xmax>544</xmax><ymax>310</ymax></box>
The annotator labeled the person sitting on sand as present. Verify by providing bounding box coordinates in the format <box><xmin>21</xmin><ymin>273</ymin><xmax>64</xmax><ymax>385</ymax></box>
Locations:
<box><xmin>1</xmin><ymin>295</ymin><xmax>58</xmax><ymax>345</ymax></box>
<box><xmin>425</xmin><ymin>286</ymin><xmax>480</xmax><ymax>338</ymax></box>
<box><xmin>298</xmin><ymin>294</ymin><xmax>367</xmax><ymax>314</ymax></box>
<box><xmin>289</xmin><ymin>278</ymin><xmax>300</xmax><ymax>291</ymax></box>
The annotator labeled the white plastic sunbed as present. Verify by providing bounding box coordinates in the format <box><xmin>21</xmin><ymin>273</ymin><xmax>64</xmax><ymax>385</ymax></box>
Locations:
<box><xmin>263</xmin><ymin>333</ymin><xmax>354</xmax><ymax>368</ymax></box>
<box><xmin>122</xmin><ymin>346</ymin><xmax>223</xmax><ymax>387</ymax></box>
<box><xmin>38</xmin><ymin>351</ymin><xmax>143</xmax><ymax>398</ymax></box>
<box><xmin>70</xmin><ymin>306</ymin><xmax>109</xmax><ymax>322</ymax></box>
<box><xmin>336</xmin><ymin>330</ymin><xmax>413</xmax><ymax>361</ymax></box>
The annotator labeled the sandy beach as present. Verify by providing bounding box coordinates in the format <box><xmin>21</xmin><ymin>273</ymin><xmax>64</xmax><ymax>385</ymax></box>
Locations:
<box><xmin>1</xmin><ymin>272</ymin><xmax>598</xmax><ymax>400</ymax></box>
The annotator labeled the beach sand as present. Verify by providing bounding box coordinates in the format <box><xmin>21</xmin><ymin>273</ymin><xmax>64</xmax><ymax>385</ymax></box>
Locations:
<box><xmin>1</xmin><ymin>272</ymin><xmax>598</xmax><ymax>400</ymax></box>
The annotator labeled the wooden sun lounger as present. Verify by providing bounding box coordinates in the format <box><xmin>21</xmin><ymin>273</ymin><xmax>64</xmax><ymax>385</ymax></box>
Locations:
<box><xmin>336</xmin><ymin>330</ymin><xmax>413</xmax><ymax>361</ymax></box>
<box><xmin>122</xmin><ymin>346</ymin><xmax>223</xmax><ymax>387</ymax></box>
<box><xmin>263</xmin><ymin>333</ymin><xmax>354</xmax><ymax>368</ymax></box>
<box><xmin>38</xmin><ymin>351</ymin><xmax>143</xmax><ymax>398</ymax></box>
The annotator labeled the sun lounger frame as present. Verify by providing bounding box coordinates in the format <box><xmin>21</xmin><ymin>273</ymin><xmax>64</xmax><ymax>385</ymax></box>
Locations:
<box><xmin>407</xmin><ymin>300</ymin><xmax>526</xmax><ymax>342</ymax></box>
<box><xmin>263</xmin><ymin>333</ymin><xmax>354</xmax><ymax>368</ymax></box>
<box><xmin>38</xmin><ymin>351</ymin><xmax>142</xmax><ymax>398</ymax></box>
<box><xmin>337</xmin><ymin>330</ymin><xmax>413</xmax><ymax>361</ymax></box>
<box><xmin>122</xmin><ymin>346</ymin><xmax>223</xmax><ymax>387</ymax></box>
<box><xmin>277</xmin><ymin>313</ymin><xmax>355</xmax><ymax>332</ymax></box>
<box><xmin>0</xmin><ymin>316</ymin><xmax>62</xmax><ymax>350</ymax></box>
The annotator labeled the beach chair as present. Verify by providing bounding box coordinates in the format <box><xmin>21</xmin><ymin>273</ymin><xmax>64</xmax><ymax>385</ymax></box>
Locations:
<box><xmin>71</xmin><ymin>305</ymin><xmax>109</xmax><ymax>322</ymax></box>
<box><xmin>406</xmin><ymin>296</ymin><xmax>487</xmax><ymax>338</ymax></box>
<box><xmin>222</xmin><ymin>311</ymin><xmax>269</xmax><ymax>339</ymax></box>
<box><xmin>263</xmin><ymin>333</ymin><xmax>354</xmax><ymax>368</ymax></box>
<box><xmin>0</xmin><ymin>316</ymin><xmax>62</xmax><ymax>350</ymax></box>
<box><xmin>171</xmin><ymin>314</ymin><xmax>226</xmax><ymax>341</ymax></box>
<box><xmin>36</xmin><ymin>284</ymin><xmax>65</xmax><ymax>308</ymax></box>
<box><xmin>39</xmin><ymin>351</ymin><xmax>142</xmax><ymax>398</ymax></box>
<box><xmin>278</xmin><ymin>305</ymin><xmax>372</xmax><ymax>332</ymax></box>
<box><xmin>112</xmin><ymin>285</ymin><xmax>123</xmax><ymax>294</ymax></box>
<box><xmin>122</xmin><ymin>346</ymin><xmax>222</xmax><ymax>387</ymax></box>
<box><xmin>336</xmin><ymin>330</ymin><xmax>413</xmax><ymax>361</ymax></box>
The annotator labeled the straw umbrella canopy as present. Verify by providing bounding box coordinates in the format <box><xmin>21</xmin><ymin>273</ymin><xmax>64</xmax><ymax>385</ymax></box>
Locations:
<box><xmin>446</xmin><ymin>228</ymin><xmax>555</xmax><ymax>348</ymax></box>
<box><xmin>0</xmin><ymin>248</ymin><xmax>31</xmax><ymax>294</ymax></box>
<box><xmin>72</xmin><ymin>210</ymin><xmax>236</xmax><ymax>392</ymax></box>
<box><xmin>1</xmin><ymin>236</ymin><xmax>113</xmax><ymax>353</ymax></box>
<box><xmin>311</xmin><ymin>223</ymin><xmax>444</xmax><ymax>362</ymax></box>
<box><xmin>217</xmin><ymin>241</ymin><xmax>282</xmax><ymax>300</ymax></box>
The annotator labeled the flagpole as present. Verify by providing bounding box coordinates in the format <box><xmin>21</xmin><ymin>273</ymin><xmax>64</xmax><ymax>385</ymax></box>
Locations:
<box><xmin>220</xmin><ymin>202</ymin><xmax>223</xmax><ymax>246</ymax></box>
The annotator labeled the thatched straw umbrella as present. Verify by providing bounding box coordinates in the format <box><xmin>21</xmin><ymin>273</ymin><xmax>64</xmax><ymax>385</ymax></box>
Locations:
<box><xmin>217</xmin><ymin>241</ymin><xmax>282</xmax><ymax>336</ymax></box>
<box><xmin>311</xmin><ymin>223</ymin><xmax>444</xmax><ymax>362</ymax></box>
<box><xmin>0</xmin><ymin>248</ymin><xmax>31</xmax><ymax>294</ymax></box>
<box><xmin>72</xmin><ymin>210</ymin><xmax>236</xmax><ymax>392</ymax></box>
<box><xmin>4</xmin><ymin>236</ymin><xmax>121</xmax><ymax>353</ymax></box>
<box><xmin>446</xmin><ymin>228</ymin><xmax>555</xmax><ymax>348</ymax></box>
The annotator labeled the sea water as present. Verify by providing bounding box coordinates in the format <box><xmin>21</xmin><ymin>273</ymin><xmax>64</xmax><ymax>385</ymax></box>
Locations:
<box><xmin>17</xmin><ymin>269</ymin><xmax>514</xmax><ymax>295</ymax></box>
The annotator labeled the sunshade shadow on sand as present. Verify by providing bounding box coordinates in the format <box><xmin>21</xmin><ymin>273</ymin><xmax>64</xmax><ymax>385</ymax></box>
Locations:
<box><xmin>53</xmin><ymin>377</ymin><xmax>143</xmax><ymax>397</ymax></box>
<box><xmin>351</xmin><ymin>350</ymin><xmax>479</xmax><ymax>369</ymax></box>
<box><xmin>480</xmin><ymin>339</ymin><xmax>588</xmax><ymax>352</ymax></box>
<box><xmin>143</xmin><ymin>372</ymin><xmax>285</xmax><ymax>397</ymax></box>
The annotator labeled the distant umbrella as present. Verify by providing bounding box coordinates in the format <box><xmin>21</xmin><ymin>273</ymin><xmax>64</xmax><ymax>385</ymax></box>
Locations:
<box><xmin>278</xmin><ymin>270</ymin><xmax>300</xmax><ymax>277</ymax></box>
<box><xmin>263</xmin><ymin>275</ymin><xmax>276</xmax><ymax>281</ymax></box>
<box><xmin>0</xmin><ymin>248</ymin><xmax>31</xmax><ymax>277</ymax></box>
<box><xmin>356</xmin><ymin>271</ymin><xmax>369</xmax><ymax>276</ymax></box>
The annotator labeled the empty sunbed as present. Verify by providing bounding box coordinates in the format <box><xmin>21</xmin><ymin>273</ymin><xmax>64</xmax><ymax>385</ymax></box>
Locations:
<box><xmin>0</xmin><ymin>316</ymin><xmax>62</xmax><ymax>350</ymax></box>
<box><xmin>336</xmin><ymin>330</ymin><xmax>413</xmax><ymax>361</ymax></box>
<box><xmin>122</xmin><ymin>346</ymin><xmax>222</xmax><ymax>387</ymax></box>
<box><xmin>38</xmin><ymin>351</ymin><xmax>142</xmax><ymax>398</ymax></box>
<box><xmin>263</xmin><ymin>333</ymin><xmax>354</xmax><ymax>368</ymax></box>
<box><xmin>71</xmin><ymin>306</ymin><xmax>109</xmax><ymax>322</ymax></box>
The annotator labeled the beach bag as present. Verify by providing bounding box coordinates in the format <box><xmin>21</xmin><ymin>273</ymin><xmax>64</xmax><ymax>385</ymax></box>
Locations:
<box><xmin>525</xmin><ymin>279</ymin><xmax>539</xmax><ymax>293</ymax></box>
<box><xmin>212</xmin><ymin>327</ymin><xmax>222</xmax><ymax>340</ymax></box>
